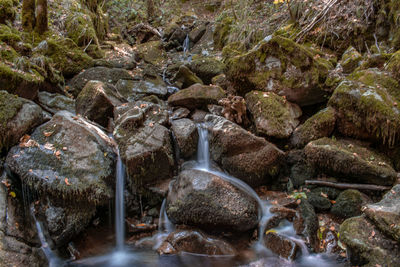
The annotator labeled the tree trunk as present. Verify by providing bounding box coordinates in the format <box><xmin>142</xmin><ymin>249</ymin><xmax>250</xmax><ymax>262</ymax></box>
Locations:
<box><xmin>22</xmin><ymin>0</ymin><xmax>36</xmax><ymax>32</ymax></box>
<box><xmin>147</xmin><ymin>0</ymin><xmax>155</xmax><ymax>22</ymax></box>
<box><xmin>36</xmin><ymin>0</ymin><xmax>48</xmax><ymax>35</ymax></box>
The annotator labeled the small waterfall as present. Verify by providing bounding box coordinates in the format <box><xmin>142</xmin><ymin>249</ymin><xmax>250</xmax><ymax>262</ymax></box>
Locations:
<box><xmin>115</xmin><ymin>149</ymin><xmax>126</xmax><ymax>251</ymax></box>
<box><xmin>159</xmin><ymin>199</ymin><xmax>174</xmax><ymax>233</ymax></box>
<box><xmin>196</xmin><ymin>124</ymin><xmax>210</xmax><ymax>170</ymax></box>
<box><xmin>183</xmin><ymin>34</ymin><xmax>190</xmax><ymax>59</ymax></box>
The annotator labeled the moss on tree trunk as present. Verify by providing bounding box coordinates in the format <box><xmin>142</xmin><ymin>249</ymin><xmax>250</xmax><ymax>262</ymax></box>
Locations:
<box><xmin>22</xmin><ymin>0</ymin><xmax>35</xmax><ymax>31</ymax></box>
<box><xmin>36</xmin><ymin>0</ymin><xmax>48</xmax><ymax>34</ymax></box>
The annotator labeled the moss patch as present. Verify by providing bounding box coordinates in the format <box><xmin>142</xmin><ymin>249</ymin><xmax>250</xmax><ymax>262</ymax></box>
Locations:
<box><xmin>0</xmin><ymin>90</ymin><xmax>23</xmax><ymax>149</ymax></box>
<box><xmin>0</xmin><ymin>0</ymin><xmax>16</xmax><ymax>24</ymax></box>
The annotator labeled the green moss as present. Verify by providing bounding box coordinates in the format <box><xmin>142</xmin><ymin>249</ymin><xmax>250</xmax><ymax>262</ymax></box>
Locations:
<box><xmin>386</xmin><ymin>50</ymin><xmax>400</xmax><ymax>80</ymax></box>
<box><xmin>339</xmin><ymin>46</ymin><xmax>362</xmax><ymax>73</ymax></box>
<box><xmin>0</xmin><ymin>0</ymin><xmax>16</xmax><ymax>24</ymax></box>
<box><xmin>0</xmin><ymin>90</ymin><xmax>23</xmax><ymax>149</ymax></box>
<box><xmin>213</xmin><ymin>17</ymin><xmax>233</xmax><ymax>50</ymax></box>
<box><xmin>66</xmin><ymin>11</ymin><xmax>98</xmax><ymax>47</ymax></box>
<box><xmin>0</xmin><ymin>41</ymin><xmax>18</xmax><ymax>62</ymax></box>
<box><xmin>0</xmin><ymin>62</ymin><xmax>44</xmax><ymax>94</ymax></box>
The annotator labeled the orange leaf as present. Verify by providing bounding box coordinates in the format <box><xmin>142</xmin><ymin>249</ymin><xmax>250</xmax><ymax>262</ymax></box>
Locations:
<box><xmin>65</xmin><ymin>178</ymin><xmax>71</xmax><ymax>186</ymax></box>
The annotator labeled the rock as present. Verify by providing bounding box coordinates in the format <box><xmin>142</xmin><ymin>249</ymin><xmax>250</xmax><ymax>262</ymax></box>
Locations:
<box><xmin>339</xmin><ymin>215</ymin><xmax>400</xmax><ymax>266</ymax></box>
<box><xmin>170</xmin><ymin>107</ymin><xmax>190</xmax><ymax>120</ymax></box>
<box><xmin>386</xmin><ymin>49</ymin><xmax>400</xmax><ymax>80</ymax></box>
<box><xmin>173</xmin><ymin>65</ymin><xmax>203</xmax><ymax>89</ymax></box>
<box><xmin>305</xmin><ymin>137</ymin><xmax>397</xmax><ymax>186</ymax></box>
<box><xmin>339</xmin><ymin>46</ymin><xmax>362</xmax><ymax>74</ymax></box>
<box><xmin>171</xmin><ymin>119</ymin><xmax>198</xmax><ymax>159</ymax></box>
<box><xmin>226</xmin><ymin>35</ymin><xmax>333</xmax><ymax>106</ymax></box>
<box><xmin>245</xmin><ymin>91</ymin><xmax>302</xmax><ymax>138</ymax></box>
<box><xmin>6</xmin><ymin>111</ymin><xmax>115</xmax><ymax>205</ymax></box>
<box><xmin>293</xmin><ymin>200</ymin><xmax>319</xmax><ymax>252</ymax></box>
<box><xmin>0</xmin><ymin>91</ymin><xmax>44</xmax><ymax>152</ymax></box>
<box><xmin>68</xmin><ymin>66</ymin><xmax>133</xmax><ymax>97</ymax></box>
<box><xmin>102</xmin><ymin>42</ymin><xmax>137</xmax><ymax>69</ymax></box>
<box><xmin>189</xmin><ymin>22</ymin><xmax>207</xmax><ymax>43</ymax></box>
<box><xmin>76</xmin><ymin>81</ymin><xmax>124</xmax><ymax>127</ymax></box>
<box><xmin>290</xmin><ymin>107</ymin><xmax>336</xmax><ymax>148</ymax></box>
<box><xmin>364</xmin><ymin>184</ymin><xmax>400</xmax><ymax>242</ymax></box>
<box><xmin>116</xmin><ymin>78</ymin><xmax>168</xmax><ymax>101</ymax></box>
<box><xmin>38</xmin><ymin>91</ymin><xmax>75</xmax><ymax>114</ymax></box>
<box><xmin>264</xmin><ymin>232</ymin><xmax>300</xmax><ymax>260</ymax></box>
<box><xmin>122</xmin><ymin>23</ymin><xmax>161</xmax><ymax>45</ymax></box>
<box><xmin>306</xmin><ymin>192</ymin><xmax>332</xmax><ymax>211</ymax></box>
<box><xmin>166</xmin><ymin>168</ymin><xmax>258</xmax><ymax>232</ymax></box>
<box><xmin>191</xmin><ymin>109</ymin><xmax>208</xmax><ymax>122</ymax></box>
<box><xmin>168</xmin><ymin>84</ymin><xmax>226</xmax><ymax>109</ymax></box>
<box><xmin>157</xmin><ymin>230</ymin><xmax>236</xmax><ymax>255</ymax></box>
<box><xmin>310</xmin><ymin>187</ymin><xmax>341</xmax><ymax>200</ymax></box>
<box><xmin>205</xmin><ymin>114</ymin><xmax>284</xmax><ymax>186</ymax></box>
<box><xmin>286</xmin><ymin>150</ymin><xmax>315</xmax><ymax>188</ymax></box>
<box><xmin>187</xmin><ymin>56</ymin><xmax>225</xmax><ymax>84</ymax></box>
<box><xmin>331</xmin><ymin>189</ymin><xmax>371</xmax><ymax>219</ymax></box>
<box><xmin>135</xmin><ymin>40</ymin><xmax>167</xmax><ymax>67</ymax></box>
<box><xmin>328</xmin><ymin>69</ymin><xmax>400</xmax><ymax>147</ymax></box>
<box><xmin>213</xmin><ymin>17</ymin><xmax>233</xmax><ymax>50</ymax></box>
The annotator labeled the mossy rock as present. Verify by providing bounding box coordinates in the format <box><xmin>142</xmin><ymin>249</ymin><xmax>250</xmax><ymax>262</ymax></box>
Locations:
<box><xmin>0</xmin><ymin>0</ymin><xmax>16</xmax><ymax>24</ymax></box>
<box><xmin>331</xmin><ymin>189</ymin><xmax>370</xmax><ymax>219</ymax></box>
<box><xmin>225</xmin><ymin>35</ymin><xmax>334</xmax><ymax>106</ymax></box>
<box><xmin>290</xmin><ymin>107</ymin><xmax>336</xmax><ymax>148</ymax></box>
<box><xmin>187</xmin><ymin>56</ymin><xmax>225</xmax><ymax>85</ymax></box>
<box><xmin>305</xmin><ymin>137</ymin><xmax>397</xmax><ymax>186</ymax></box>
<box><xmin>386</xmin><ymin>50</ymin><xmax>400</xmax><ymax>80</ymax></box>
<box><xmin>0</xmin><ymin>24</ymin><xmax>22</xmax><ymax>48</ymax></box>
<box><xmin>339</xmin><ymin>46</ymin><xmax>362</xmax><ymax>74</ymax></box>
<box><xmin>306</xmin><ymin>191</ymin><xmax>332</xmax><ymax>211</ymax></box>
<box><xmin>135</xmin><ymin>40</ymin><xmax>167</xmax><ymax>67</ymax></box>
<box><xmin>0</xmin><ymin>41</ymin><xmax>19</xmax><ymax>62</ymax></box>
<box><xmin>65</xmin><ymin>11</ymin><xmax>98</xmax><ymax>47</ymax></box>
<box><xmin>173</xmin><ymin>65</ymin><xmax>203</xmax><ymax>89</ymax></box>
<box><xmin>245</xmin><ymin>91</ymin><xmax>302</xmax><ymax>139</ymax></box>
<box><xmin>213</xmin><ymin>17</ymin><xmax>233</xmax><ymax>50</ymax></box>
<box><xmin>328</xmin><ymin>69</ymin><xmax>400</xmax><ymax>147</ymax></box>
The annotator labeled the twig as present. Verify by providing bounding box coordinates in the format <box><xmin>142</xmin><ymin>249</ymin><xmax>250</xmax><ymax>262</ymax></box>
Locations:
<box><xmin>83</xmin><ymin>38</ymin><xmax>93</xmax><ymax>52</ymax></box>
<box><xmin>305</xmin><ymin>180</ymin><xmax>391</xmax><ymax>191</ymax></box>
<box><xmin>373</xmin><ymin>33</ymin><xmax>381</xmax><ymax>54</ymax></box>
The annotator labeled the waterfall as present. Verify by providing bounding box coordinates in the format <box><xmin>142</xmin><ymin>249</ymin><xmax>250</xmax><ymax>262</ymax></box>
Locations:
<box><xmin>159</xmin><ymin>199</ymin><xmax>174</xmax><ymax>234</ymax></box>
<box><xmin>183</xmin><ymin>34</ymin><xmax>190</xmax><ymax>59</ymax></box>
<box><xmin>196</xmin><ymin>124</ymin><xmax>210</xmax><ymax>170</ymax></box>
<box><xmin>115</xmin><ymin>149</ymin><xmax>126</xmax><ymax>251</ymax></box>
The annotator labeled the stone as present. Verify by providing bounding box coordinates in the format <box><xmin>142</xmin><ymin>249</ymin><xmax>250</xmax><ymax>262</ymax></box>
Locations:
<box><xmin>205</xmin><ymin>114</ymin><xmax>284</xmax><ymax>187</ymax></box>
<box><xmin>293</xmin><ymin>200</ymin><xmax>319</xmax><ymax>252</ymax></box>
<box><xmin>264</xmin><ymin>232</ymin><xmax>300</xmax><ymax>260</ymax></box>
<box><xmin>6</xmin><ymin>111</ymin><xmax>115</xmax><ymax>205</ymax></box>
<box><xmin>364</xmin><ymin>184</ymin><xmax>400</xmax><ymax>242</ymax></box>
<box><xmin>172</xmin><ymin>65</ymin><xmax>203</xmax><ymax>89</ymax></box>
<box><xmin>331</xmin><ymin>189</ymin><xmax>371</xmax><ymax>219</ymax></box>
<box><xmin>166</xmin><ymin>168</ymin><xmax>258</xmax><ymax>232</ymax></box>
<box><xmin>0</xmin><ymin>91</ymin><xmax>44</xmax><ymax>153</ymax></box>
<box><xmin>306</xmin><ymin>192</ymin><xmax>332</xmax><ymax>212</ymax></box>
<box><xmin>116</xmin><ymin>78</ymin><xmax>168</xmax><ymax>101</ymax></box>
<box><xmin>168</xmin><ymin>84</ymin><xmax>226</xmax><ymax>109</ymax></box>
<box><xmin>171</xmin><ymin>119</ymin><xmax>198</xmax><ymax>159</ymax></box>
<box><xmin>67</xmin><ymin>66</ymin><xmax>133</xmax><ymax>97</ymax></box>
<box><xmin>170</xmin><ymin>107</ymin><xmax>190</xmax><ymax>120</ymax></box>
<box><xmin>187</xmin><ymin>56</ymin><xmax>225</xmax><ymax>84</ymax></box>
<box><xmin>305</xmin><ymin>137</ymin><xmax>397</xmax><ymax>186</ymax></box>
<box><xmin>37</xmin><ymin>91</ymin><xmax>75</xmax><ymax>114</ymax></box>
<box><xmin>286</xmin><ymin>150</ymin><xmax>315</xmax><ymax>188</ymax></box>
<box><xmin>76</xmin><ymin>81</ymin><xmax>125</xmax><ymax>127</ymax></box>
<box><xmin>245</xmin><ymin>91</ymin><xmax>302</xmax><ymax>138</ymax></box>
<box><xmin>135</xmin><ymin>40</ymin><xmax>167</xmax><ymax>67</ymax></box>
<box><xmin>340</xmin><ymin>215</ymin><xmax>400</xmax><ymax>266</ymax></box>
<box><xmin>339</xmin><ymin>46</ymin><xmax>362</xmax><ymax>74</ymax></box>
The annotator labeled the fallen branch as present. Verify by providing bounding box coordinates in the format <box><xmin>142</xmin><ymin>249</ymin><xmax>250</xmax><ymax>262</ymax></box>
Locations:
<box><xmin>305</xmin><ymin>180</ymin><xmax>391</xmax><ymax>191</ymax></box>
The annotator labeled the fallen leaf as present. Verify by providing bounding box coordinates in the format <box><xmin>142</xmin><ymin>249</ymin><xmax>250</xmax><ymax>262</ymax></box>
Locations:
<box><xmin>371</xmin><ymin>230</ymin><xmax>375</xmax><ymax>237</ymax></box>
<box><xmin>55</xmin><ymin>150</ymin><xmax>61</xmax><ymax>159</ymax></box>
<box><xmin>296</xmin><ymin>199</ymin><xmax>301</xmax><ymax>204</ymax></box>
<box><xmin>329</xmin><ymin>226</ymin><xmax>335</xmax><ymax>231</ymax></box>
<box><xmin>321</xmin><ymin>192</ymin><xmax>328</xmax><ymax>198</ymax></box>
<box><xmin>65</xmin><ymin>178</ymin><xmax>71</xmax><ymax>186</ymax></box>
<box><xmin>1</xmin><ymin>180</ymin><xmax>11</xmax><ymax>188</ymax></box>
<box><xmin>44</xmin><ymin>143</ymin><xmax>55</xmax><ymax>151</ymax></box>
<box><xmin>9</xmin><ymin>191</ymin><xmax>16</xmax><ymax>198</ymax></box>
<box><xmin>43</xmin><ymin>131</ymin><xmax>53</xmax><ymax>137</ymax></box>
<box><xmin>330</xmin><ymin>200</ymin><xmax>336</xmax><ymax>204</ymax></box>
<box><xmin>62</xmin><ymin>147</ymin><xmax>68</xmax><ymax>151</ymax></box>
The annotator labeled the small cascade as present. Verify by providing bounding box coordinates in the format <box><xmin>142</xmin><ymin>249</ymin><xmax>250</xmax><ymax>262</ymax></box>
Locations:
<box><xmin>159</xmin><ymin>199</ymin><xmax>174</xmax><ymax>234</ymax></box>
<box><xmin>183</xmin><ymin>34</ymin><xmax>191</xmax><ymax>61</ymax></box>
<box><xmin>115</xmin><ymin>149</ymin><xmax>126</xmax><ymax>251</ymax></box>
<box><xmin>196</xmin><ymin>124</ymin><xmax>210</xmax><ymax>170</ymax></box>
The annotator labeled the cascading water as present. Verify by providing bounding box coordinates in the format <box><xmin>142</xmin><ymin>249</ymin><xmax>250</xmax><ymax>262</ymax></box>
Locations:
<box><xmin>115</xmin><ymin>149</ymin><xmax>125</xmax><ymax>251</ymax></box>
<box><xmin>183</xmin><ymin>34</ymin><xmax>191</xmax><ymax>61</ymax></box>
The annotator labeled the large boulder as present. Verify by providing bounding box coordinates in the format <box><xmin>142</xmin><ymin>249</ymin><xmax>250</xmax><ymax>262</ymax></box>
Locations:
<box><xmin>38</xmin><ymin>91</ymin><xmax>75</xmax><ymax>114</ymax></box>
<box><xmin>290</xmin><ymin>107</ymin><xmax>336</xmax><ymax>148</ymax></box>
<box><xmin>76</xmin><ymin>81</ymin><xmax>124</xmax><ymax>127</ymax></box>
<box><xmin>245</xmin><ymin>91</ymin><xmax>302</xmax><ymax>138</ymax></box>
<box><xmin>328</xmin><ymin>69</ymin><xmax>400</xmax><ymax>147</ymax></box>
<box><xmin>340</xmin><ymin>216</ymin><xmax>400</xmax><ymax>266</ymax></box>
<box><xmin>67</xmin><ymin>66</ymin><xmax>133</xmax><ymax>97</ymax></box>
<box><xmin>168</xmin><ymin>84</ymin><xmax>226</xmax><ymax>110</ymax></box>
<box><xmin>305</xmin><ymin>138</ymin><xmax>397</xmax><ymax>186</ymax></box>
<box><xmin>172</xmin><ymin>65</ymin><xmax>203</xmax><ymax>89</ymax></box>
<box><xmin>166</xmin><ymin>168</ymin><xmax>258</xmax><ymax>232</ymax></box>
<box><xmin>6</xmin><ymin>111</ymin><xmax>115</xmax><ymax>205</ymax></box>
<box><xmin>205</xmin><ymin>114</ymin><xmax>284</xmax><ymax>186</ymax></box>
<box><xmin>338</xmin><ymin>46</ymin><xmax>362</xmax><ymax>74</ymax></box>
<box><xmin>225</xmin><ymin>35</ymin><xmax>333</xmax><ymax>106</ymax></box>
<box><xmin>187</xmin><ymin>56</ymin><xmax>225</xmax><ymax>84</ymax></box>
<box><xmin>170</xmin><ymin>118</ymin><xmax>198</xmax><ymax>159</ymax></box>
<box><xmin>364</xmin><ymin>184</ymin><xmax>400</xmax><ymax>242</ymax></box>
<box><xmin>0</xmin><ymin>91</ymin><xmax>44</xmax><ymax>153</ymax></box>
<box><xmin>115</xmin><ymin>78</ymin><xmax>168</xmax><ymax>101</ymax></box>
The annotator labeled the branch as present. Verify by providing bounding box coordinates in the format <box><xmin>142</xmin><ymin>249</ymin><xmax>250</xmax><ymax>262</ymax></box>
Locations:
<box><xmin>305</xmin><ymin>180</ymin><xmax>391</xmax><ymax>191</ymax></box>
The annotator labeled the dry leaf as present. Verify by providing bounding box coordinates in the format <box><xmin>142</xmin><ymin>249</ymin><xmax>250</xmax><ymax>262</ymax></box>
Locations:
<box><xmin>321</xmin><ymin>192</ymin><xmax>328</xmax><ymax>198</ymax></box>
<box><xmin>44</xmin><ymin>143</ymin><xmax>55</xmax><ymax>151</ymax></box>
<box><xmin>65</xmin><ymin>178</ymin><xmax>71</xmax><ymax>186</ymax></box>
<box><xmin>43</xmin><ymin>131</ymin><xmax>53</xmax><ymax>137</ymax></box>
<box><xmin>55</xmin><ymin>150</ymin><xmax>61</xmax><ymax>159</ymax></box>
<box><xmin>62</xmin><ymin>147</ymin><xmax>68</xmax><ymax>151</ymax></box>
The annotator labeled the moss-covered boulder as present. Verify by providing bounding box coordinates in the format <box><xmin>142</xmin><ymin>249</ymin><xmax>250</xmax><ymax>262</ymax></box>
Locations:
<box><xmin>65</xmin><ymin>11</ymin><xmax>98</xmax><ymax>47</ymax></box>
<box><xmin>0</xmin><ymin>41</ymin><xmax>19</xmax><ymax>62</ymax></box>
<box><xmin>187</xmin><ymin>56</ymin><xmax>225</xmax><ymax>84</ymax></box>
<box><xmin>205</xmin><ymin>114</ymin><xmax>284</xmax><ymax>186</ymax></box>
<box><xmin>386</xmin><ymin>49</ymin><xmax>400</xmax><ymax>80</ymax></box>
<box><xmin>213</xmin><ymin>17</ymin><xmax>233</xmax><ymax>50</ymax></box>
<box><xmin>0</xmin><ymin>91</ymin><xmax>44</xmax><ymax>153</ymax></box>
<box><xmin>331</xmin><ymin>189</ymin><xmax>371</xmax><ymax>219</ymax></box>
<box><xmin>5</xmin><ymin>111</ymin><xmax>115</xmax><ymax>205</ymax></box>
<box><xmin>245</xmin><ymin>91</ymin><xmax>302</xmax><ymax>139</ymax></box>
<box><xmin>339</xmin><ymin>216</ymin><xmax>400</xmax><ymax>266</ymax></box>
<box><xmin>168</xmin><ymin>84</ymin><xmax>226</xmax><ymax>110</ymax></box>
<box><xmin>135</xmin><ymin>40</ymin><xmax>167</xmax><ymax>67</ymax></box>
<box><xmin>173</xmin><ymin>65</ymin><xmax>203</xmax><ymax>89</ymax></box>
<box><xmin>328</xmin><ymin>69</ymin><xmax>400</xmax><ymax>147</ymax></box>
<box><xmin>306</xmin><ymin>191</ymin><xmax>332</xmax><ymax>212</ymax></box>
<box><xmin>338</xmin><ymin>46</ymin><xmax>362</xmax><ymax>74</ymax></box>
<box><xmin>225</xmin><ymin>35</ymin><xmax>333</xmax><ymax>106</ymax></box>
<box><xmin>305</xmin><ymin>138</ymin><xmax>397</xmax><ymax>186</ymax></box>
<box><xmin>76</xmin><ymin>81</ymin><xmax>124</xmax><ymax>127</ymax></box>
<box><xmin>0</xmin><ymin>0</ymin><xmax>16</xmax><ymax>24</ymax></box>
<box><xmin>364</xmin><ymin>184</ymin><xmax>400</xmax><ymax>242</ymax></box>
<box><xmin>290</xmin><ymin>107</ymin><xmax>336</xmax><ymax>148</ymax></box>
<box><xmin>68</xmin><ymin>66</ymin><xmax>133</xmax><ymax>97</ymax></box>
<box><xmin>166</xmin><ymin>168</ymin><xmax>258</xmax><ymax>232</ymax></box>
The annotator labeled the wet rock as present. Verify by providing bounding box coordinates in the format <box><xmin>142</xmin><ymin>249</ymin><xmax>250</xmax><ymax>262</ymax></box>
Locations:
<box><xmin>157</xmin><ymin>230</ymin><xmax>236</xmax><ymax>255</ymax></box>
<box><xmin>293</xmin><ymin>200</ymin><xmax>319</xmax><ymax>252</ymax></box>
<box><xmin>38</xmin><ymin>91</ymin><xmax>75</xmax><ymax>114</ymax></box>
<box><xmin>264</xmin><ymin>232</ymin><xmax>300</xmax><ymax>260</ymax></box>
<box><xmin>173</xmin><ymin>65</ymin><xmax>203</xmax><ymax>89</ymax></box>
<box><xmin>187</xmin><ymin>56</ymin><xmax>225</xmax><ymax>84</ymax></box>
<box><xmin>338</xmin><ymin>46</ymin><xmax>362</xmax><ymax>74</ymax></box>
<box><xmin>245</xmin><ymin>91</ymin><xmax>302</xmax><ymax>139</ymax></box>
<box><xmin>171</xmin><ymin>119</ymin><xmax>198</xmax><ymax>159</ymax></box>
<box><xmin>305</xmin><ymin>137</ymin><xmax>397</xmax><ymax>186</ymax></box>
<box><xmin>205</xmin><ymin>114</ymin><xmax>284</xmax><ymax>187</ymax></box>
<box><xmin>340</xmin><ymin>215</ymin><xmax>400</xmax><ymax>266</ymax></box>
<box><xmin>306</xmin><ymin>192</ymin><xmax>332</xmax><ymax>212</ymax></box>
<box><xmin>310</xmin><ymin>187</ymin><xmax>341</xmax><ymax>200</ymax></box>
<box><xmin>67</xmin><ymin>67</ymin><xmax>133</xmax><ymax>97</ymax></box>
<box><xmin>286</xmin><ymin>150</ymin><xmax>315</xmax><ymax>188</ymax></box>
<box><xmin>364</xmin><ymin>184</ymin><xmax>400</xmax><ymax>242</ymax></box>
<box><xmin>168</xmin><ymin>84</ymin><xmax>226</xmax><ymax>110</ymax></box>
<box><xmin>76</xmin><ymin>81</ymin><xmax>125</xmax><ymax>127</ymax></box>
<box><xmin>328</xmin><ymin>69</ymin><xmax>400</xmax><ymax>147</ymax></box>
<box><xmin>0</xmin><ymin>91</ymin><xmax>44</xmax><ymax>153</ymax></box>
<box><xmin>6</xmin><ymin>111</ymin><xmax>115</xmax><ymax>205</ymax></box>
<box><xmin>290</xmin><ymin>107</ymin><xmax>336</xmax><ymax>148</ymax></box>
<box><xmin>116</xmin><ymin>78</ymin><xmax>168</xmax><ymax>101</ymax></box>
<box><xmin>331</xmin><ymin>189</ymin><xmax>371</xmax><ymax>219</ymax></box>
<box><xmin>170</xmin><ymin>107</ymin><xmax>190</xmax><ymax>120</ymax></box>
<box><xmin>167</xmin><ymin>168</ymin><xmax>258</xmax><ymax>232</ymax></box>
<box><xmin>191</xmin><ymin>109</ymin><xmax>208</xmax><ymax>123</ymax></box>
<box><xmin>226</xmin><ymin>35</ymin><xmax>333</xmax><ymax>106</ymax></box>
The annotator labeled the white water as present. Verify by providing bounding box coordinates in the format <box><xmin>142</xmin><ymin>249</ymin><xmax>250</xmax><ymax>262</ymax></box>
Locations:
<box><xmin>115</xmin><ymin>149</ymin><xmax>125</xmax><ymax>251</ymax></box>
<box><xmin>183</xmin><ymin>34</ymin><xmax>190</xmax><ymax>59</ymax></box>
